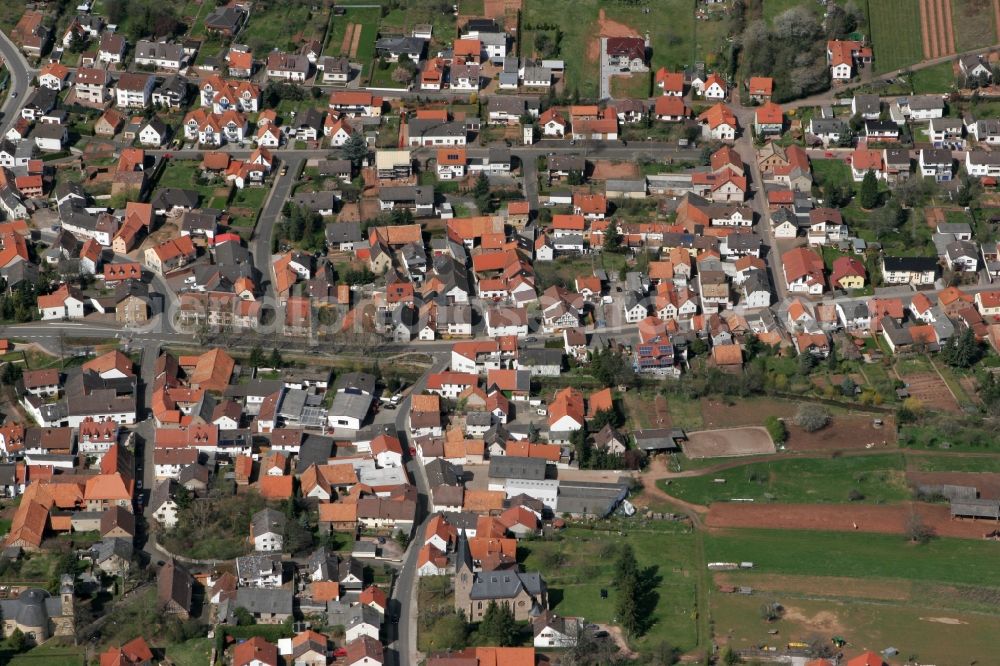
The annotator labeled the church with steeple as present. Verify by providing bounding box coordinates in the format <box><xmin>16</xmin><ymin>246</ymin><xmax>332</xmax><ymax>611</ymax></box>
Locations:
<box><xmin>453</xmin><ymin>532</ymin><xmax>548</xmax><ymax>622</ymax></box>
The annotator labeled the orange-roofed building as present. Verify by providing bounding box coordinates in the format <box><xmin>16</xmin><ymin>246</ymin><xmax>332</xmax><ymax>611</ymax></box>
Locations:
<box><xmin>100</xmin><ymin>637</ymin><xmax>154</xmax><ymax>666</ymax></box>
<box><xmin>712</xmin><ymin>343</ymin><xmax>743</xmax><ymax>371</ymax></box>
<box><xmin>654</xmin><ymin>95</ymin><xmax>690</xmax><ymax>121</ymax></box>
<box><xmin>318</xmin><ymin>502</ymin><xmax>358</xmax><ymax>532</ymax></box>
<box><xmin>851</xmin><ymin>142</ymin><xmax>885</xmax><ymax>181</ymax></box>
<box><xmin>782</xmin><ymin>246</ymin><xmax>825</xmax><ymax>295</ymax></box>
<box><xmin>655</xmin><ymin>68</ymin><xmax>685</xmax><ymax>96</ymax></box>
<box><xmin>698</xmin><ymin>103</ymin><xmax>738</xmax><ymax>141</ymax></box>
<box><xmin>232</xmin><ymin>637</ymin><xmax>277</xmax><ymax>666</ymax></box>
<box><xmin>258</xmin><ymin>475</ymin><xmax>293</xmax><ymax>500</ymax></box>
<box><xmin>360</xmin><ymin>585</ymin><xmax>388</xmax><ymax>613</ymax></box>
<box><xmin>754</xmin><ymin>102</ymin><xmax>784</xmax><ymax>134</ymax></box>
<box><xmin>747</xmin><ymin>76</ymin><xmax>774</xmax><ymax>101</ymax></box>
<box><xmin>83</xmin><ymin>349</ymin><xmax>135</xmax><ymax>379</ymax></box>
<box><xmin>846</xmin><ymin>652</ymin><xmax>884</xmax><ymax>666</ymax></box>
<box><xmin>453</xmin><ymin>38</ymin><xmax>482</xmax><ymax>63</ymax></box>
<box><xmin>587</xmin><ymin>387</ymin><xmax>613</xmax><ymax>418</ymax></box>
<box><xmin>181</xmin><ymin>348</ymin><xmax>235</xmax><ymax>393</ymax></box>
<box><xmin>310</xmin><ymin>581</ymin><xmax>341</xmax><ymax>602</ymax></box>
<box><xmin>463</xmin><ymin>489</ymin><xmax>505</xmax><ymax>514</ymax></box>
<box><xmin>411</xmin><ymin>394</ymin><xmax>440</xmax><ymax>413</ymax></box>
<box><xmin>548</xmin><ymin>387</ymin><xmax>584</xmax><ymax>432</ymax></box>
<box><xmin>475</xmin><ymin>647</ymin><xmax>536</xmax><ymax>666</ymax></box>
<box><xmin>572</xmin><ymin>193</ymin><xmax>607</xmax><ymax>220</ymax></box>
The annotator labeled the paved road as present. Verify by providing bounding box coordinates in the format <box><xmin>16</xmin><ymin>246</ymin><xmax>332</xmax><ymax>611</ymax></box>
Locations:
<box><xmin>517</xmin><ymin>149</ymin><xmax>540</xmax><ymax>210</ymax></box>
<box><xmin>384</xmin><ymin>354</ymin><xmax>449</xmax><ymax>666</ymax></box>
<box><xmin>252</xmin><ymin>154</ymin><xmax>305</xmax><ymax>301</ymax></box>
<box><xmin>0</xmin><ymin>30</ymin><xmax>31</xmax><ymax>135</ymax></box>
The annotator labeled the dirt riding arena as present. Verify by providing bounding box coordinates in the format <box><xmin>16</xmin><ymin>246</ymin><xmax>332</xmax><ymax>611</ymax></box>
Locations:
<box><xmin>901</xmin><ymin>372</ymin><xmax>961</xmax><ymax>412</ymax></box>
<box><xmin>908</xmin><ymin>471</ymin><xmax>1000</xmax><ymax>500</ymax></box>
<box><xmin>784</xmin><ymin>415</ymin><xmax>897</xmax><ymax>452</ymax></box>
<box><xmin>706</xmin><ymin>501</ymin><xmax>997</xmax><ymax>539</ymax></box>
<box><xmin>586</xmin><ymin>8</ymin><xmax>640</xmax><ymax>62</ymax></box>
<box><xmin>921</xmin><ymin>0</ymin><xmax>956</xmax><ymax>59</ymax></box>
<box><xmin>591</xmin><ymin>160</ymin><xmax>640</xmax><ymax>181</ymax></box>
<box><xmin>683</xmin><ymin>427</ymin><xmax>776</xmax><ymax>459</ymax></box>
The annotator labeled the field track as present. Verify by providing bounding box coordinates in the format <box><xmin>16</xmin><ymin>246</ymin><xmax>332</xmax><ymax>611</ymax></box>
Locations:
<box><xmin>920</xmin><ymin>0</ymin><xmax>933</xmax><ymax>58</ymax></box>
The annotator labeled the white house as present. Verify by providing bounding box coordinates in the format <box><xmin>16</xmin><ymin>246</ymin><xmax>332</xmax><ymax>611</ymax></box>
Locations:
<box><xmin>251</xmin><ymin>509</ymin><xmax>285</xmax><ymax>552</ymax></box>
<box><xmin>37</xmin><ymin>285</ymin><xmax>85</xmax><ymax>320</ymax></box>
<box><xmin>484</xmin><ymin>307</ymin><xmax>529</xmax><ymax>338</ymax></box>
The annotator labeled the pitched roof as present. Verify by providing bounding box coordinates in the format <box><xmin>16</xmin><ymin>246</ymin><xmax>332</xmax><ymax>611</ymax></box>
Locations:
<box><xmin>233</xmin><ymin>636</ymin><xmax>278</xmax><ymax>666</ymax></box>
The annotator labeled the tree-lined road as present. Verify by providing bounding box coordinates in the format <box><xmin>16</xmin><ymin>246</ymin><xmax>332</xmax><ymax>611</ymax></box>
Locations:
<box><xmin>0</xmin><ymin>30</ymin><xmax>31</xmax><ymax>135</ymax></box>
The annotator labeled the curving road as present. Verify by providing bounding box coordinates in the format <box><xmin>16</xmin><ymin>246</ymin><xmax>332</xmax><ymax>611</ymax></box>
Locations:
<box><xmin>0</xmin><ymin>30</ymin><xmax>32</xmax><ymax>135</ymax></box>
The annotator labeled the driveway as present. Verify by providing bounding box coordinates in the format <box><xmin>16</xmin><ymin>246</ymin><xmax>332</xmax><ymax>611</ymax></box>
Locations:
<box><xmin>598</xmin><ymin>37</ymin><xmax>613</xmax><ymax>100</ymax></box>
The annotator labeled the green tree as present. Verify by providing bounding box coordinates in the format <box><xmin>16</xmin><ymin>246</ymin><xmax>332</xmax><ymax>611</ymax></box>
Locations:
<box><xmin>764</xmin><ymin>415</ymin><xmax>787</xmax><ymax>444</ymax></box>
<box><xmin>859</xmin><ymin>169</ymin><xmax>880</xmax><ymax>209</ymax></box>
<box><xmin>840</xmin><ymin>377</ymin><xmax>857</xmax><ymax>397</ymax></box>
<box><xmin>234</xmin><ymin>607</ymin><xmax>256</xmax><ymax>626</ymax></box>
<box><xmin>956</xmin><ymin>174</ymin><xmax>981</xmax><ymax>207</ymax></box>
<box><xmin>570</xmin><ymin>427</ymin><xmax>592</xmax><ymax>468</ymax></box>
<box><xmin>478</xmin><ymin>601</ymin><xmax>518</xmax><ymax>646</ymax></box>
<box><xmin>427</xmin><ymin>612</ymin><xmax>469</xmax><ymax>650</ymax></box>
<box><xmin>603</xmin><ymin>221</ymin><xmax>623</xmax><ymax>253</ymax></box>
<box><xmin>249</xmin><ymin>345</ymin><xmax>265</xmax><ymax>368</ymax></box>
<box><xmin>269</xmin><ymin>348</ymin><xmax>283</xmax><ymax>368</ymax></box>
<box><xmin>8</xmin><ymin>628</ymin><xmax>27</xmax><ymax>653</ymax></box>
<box><xmin>473</xmin><ymin>172</ymin><xmax>490</xmax><ymax>198</ymax></box>
<box><xmin>615</xmin><ymin>544</ymin><xmax>641</xmax><ymax>637</ymax></box>
<box><xmin>941</xmin><ymin>327</ymin><xmax>981</xmax><ymax>368</ymax></box>
<box><xmin>343</xmin><ymin>133</ymin><xmax>368</xmax><ymax>168</ymax></box>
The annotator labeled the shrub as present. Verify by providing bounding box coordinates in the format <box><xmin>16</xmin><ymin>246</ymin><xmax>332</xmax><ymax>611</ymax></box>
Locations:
<box><xmin>764</xmin><ymin>416</ymin><xmax>788</xmax><ymax>444</ymax></box>
<box><xmin>794</xmin><ymin>404</ymin><xmax>830</xmax><ymax>432</ymax></box>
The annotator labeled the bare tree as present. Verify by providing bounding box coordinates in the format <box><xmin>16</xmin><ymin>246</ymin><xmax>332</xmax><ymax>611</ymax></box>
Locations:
<box><xmin>905</xmin><ymin>512</ymin><xmax>935</xmax><ymax>544</ymax></box>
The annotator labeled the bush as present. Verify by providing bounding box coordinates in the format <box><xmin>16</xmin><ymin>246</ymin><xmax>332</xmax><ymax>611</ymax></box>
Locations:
<box><xmin>848</xmin><ymin>488</ymin><xmax>865</xmax><ymax>502</ymax></box>
<box><xmin>759</xmin><ymin>601</ymin><xmax>784</xmax><ymax>622</ymax></box>
<box><xmin>764</xmin><ymin>416</ymin><xmax>787</xmax><ymax>444</ymax></box>
<box><xmin>793</xmin><ymin>404</ymin><xmax>830</xmax><ymax>432</ymax></box>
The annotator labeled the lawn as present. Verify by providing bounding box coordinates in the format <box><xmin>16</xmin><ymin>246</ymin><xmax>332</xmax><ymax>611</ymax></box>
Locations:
<box><xmin>0</xmin><ymin>0</ymin><xmax>25</xmax><ymax>32</ymax></box>
<box><xmin>520</xmin><ymin>523</ymin><xmax>700</xmax><ymax>653</ymax></box>
<box><xmin>155</xmin><ymin>160</ymin><xmax>218</xmax><ymax>204</ymax></box>
<box><xmin>952</xmin><ymin>0</ymin><xmax>998</xmax><ymax>52</ymax></box>
<box><xmin>381</xmin><ymin>3</ymin><xmax>457</xmax><ymax>50</ymax></box>
<box><xmin>762</xmin><ymin>0</ymin><xmax>824</xmax><ymax>21</ymax></box>
<box><xmin>811</xmin><ymin>159</ymin><xmax>933</xmax><ymax>257</ymax></box>
<box><xmin>4</xmin><ymin>640</ymin><xmax>86</xmax><ymax>666</ymax></box>
<box><xmin>662</xmin><ymin>453</ymin><xmax>909</xmax><ymax>505</ymax></box>
<box><xmin>712</xmin><ymin>588</ymin><xmax>1000</xmax><ymax>665</ymax></box>
<box><xmin>868</xmin><ymin>0</ymin><xmax>925</xmax><ymax>73</ymax></box>
<box><xmin>241</xmin><ymin>3</ymin><xmax>328</xmax><ymax>52</ymax></box>
<box><xmin>909</xmin><ymin>452</ymin><xmax>1000</xmax><ymax>472</ymax></box>
<box><xmin>705</xmin><ymin>528</ymin><xmax>1000</xmax><ymax>586</ymax></box>
<box><xmin>325</xmin><ymin>7</ymin><xmax>381</xmax><ymax>71</ymax></box>
<box><xmin>609</xmin><ymin>72</ymin><xmax>652</xmax><ymax>99</ymax></box>
<box><xmin>165</xmin><ymin>638</ymin><xmax>213</xmax><ymax>666</ymax></box>
<box><xmin>910</xmin><ymin>61</ymin><xmax>957</xmax><ymax>94</ymax></box>
<box><xmin>521</xmin><ymin>0</ymin><xmax>728</xmax><ymax>100</ymax></box>
<box><xmin>229</xmin><ymin>187</ymin><xmax>269</xmax><ymax>227</ymax></box>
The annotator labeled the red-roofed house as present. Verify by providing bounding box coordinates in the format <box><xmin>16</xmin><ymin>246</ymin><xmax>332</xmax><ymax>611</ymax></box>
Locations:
<box><xmin>782</xmin><ymin>247</ymin><xmax>825</xmax><ymax>295</ymax></box>
<box><xmin>829</xmin><ymin>256</ymin><xmax>866</xmax><ymax>290</ymax></box>
<box><xmin>747</xmin><ymin>76</ymin><xmax>773</xmax><ymax>102</ymax></box>
<box><xmin>655</xmin><ymin>68</ymin><xmax>685</xmax><ymax>96</ymax></box>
